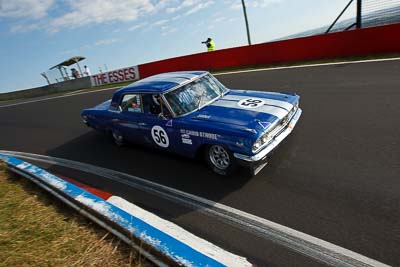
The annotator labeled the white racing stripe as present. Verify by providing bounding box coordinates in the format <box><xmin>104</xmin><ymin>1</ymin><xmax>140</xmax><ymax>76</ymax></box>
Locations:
<box><xmin>212</xmin><ymin>99</ymin><xmax>288</xmax><ymax>119</ymax></box>
<box><xmin>223</xmin><ymin>94</ymin><xmax>293</xmax><ymax>111</ymax></box>
<box><xmin>0</xmin><ymin>150</ymin><xmax>391</xmax><ymax>267</ymax></box>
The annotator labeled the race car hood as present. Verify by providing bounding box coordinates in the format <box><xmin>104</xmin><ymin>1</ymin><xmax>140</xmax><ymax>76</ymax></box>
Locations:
<box><xmin>191</xmin><ymin>90</ymin><xmax>299</xmax><ymax>132</ymax></box>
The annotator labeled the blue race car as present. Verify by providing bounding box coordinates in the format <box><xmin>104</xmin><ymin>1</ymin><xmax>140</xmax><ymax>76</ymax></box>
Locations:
<box><xmin>81</xmin><ymin>71</ymin><xmax>302</xmax><ymax>175</ymax></box>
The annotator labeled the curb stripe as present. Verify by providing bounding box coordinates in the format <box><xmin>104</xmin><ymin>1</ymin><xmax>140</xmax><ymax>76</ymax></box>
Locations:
<box><xmin>54</xmin><ymin>176</ymin><xmax>256</xmax><ymax>267</ymax></box>
<box><xmin>53</xmin><ymin>176</ymin><xmax>252</xmax><ymax>267</ymax></box>
<box><xmin>0</xmin><ymin>153</ymin><xmax>252</xmax><ymax>267</ymax></box>
<box><xmin>60</xmin><ymin>176</ymin><xmax>113</xmax><ymax>200</ymax></box>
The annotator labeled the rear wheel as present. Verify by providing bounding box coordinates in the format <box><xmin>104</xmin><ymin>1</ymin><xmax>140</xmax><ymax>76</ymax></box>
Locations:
<box><xmin>111</xmin><ymin>130</ymin><xmax>124</xmax><ymax>147</ymax></box>
<box><xmin>205</xmin><ymin>145</ymin><xmax>236</xmax><ymax>176</ymax></box>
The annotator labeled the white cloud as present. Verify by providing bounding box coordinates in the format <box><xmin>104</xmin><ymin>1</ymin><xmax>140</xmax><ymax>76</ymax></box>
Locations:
<box><xmin>95</xmin><ymin>38</ymin><xmax>118</xmax><ymax>46</ymax></box>
<box><xmin>128</xmin><ymin>22</ymin><xmax>147</xmax><ymax>31</ymax></box>
<box><xmin>61</xmin><ymin>38</ymin><xmax>118</xmax><ymax>56</ymax></box>
<box><xmin>61</xmin><ymin>48</ymin><xmax>77</xmax><ymax>55</ymax></box>
<box><xmin>252</xmin><ymin>0</ymin><xmax>283</xmax><ymax>8</ymax></box>
<box><xmin>171</xmin><ymin>14</ymin><xmax>181</xmax><ymax>21</ymax></box>
<box><xmin>152</xmin><ymin>0</ymin><xmax>178</xmax><ymax>12</ymax></box>
<box><xmin>161</xmin><ymin>26</ymin><xmax>177</xmax><ymax>36</ymax></box>
<box><xmin>214</xmin><ymin>16</ymin><xmax>226</xmax><ymax>23</ymax></box>
<box><xmin>184</xmin><ymin>0</ymin><xmax>214</xmax><ymax>16</ymax></box>
<box><xmin>153</xmin><ymin>19</ymin><xmax>169</xmax><ymax>26</ymax></box>
<box><xmin>166</xmin><ymin>0</ymin><xmax>200</xmax><ymax>13</ymax></box>
<box><xmin>230</xmin><ymin>0</ymin><xmax>283</xmax><ymax>9</ymax></box>
<box><xmin>9</xmin><ymin>23</ymin><xmax>40</xmax><ymax>33</ymax></box>
<box><xmin>49</xmin><ymin>0</ymin><xmax>155</xmax><ymax>32</ymax></box>
<box><xmin>228</xmin><ymin>17</ymin><xmax>240</xmax><ymax>23</ymax></box>
<box><xmin>3</xmin><ymin>0</ymin><xmax>213</xmax><ymax>34</ymax></box>
<box><xmin>0</xmin><ymin>0</ymin><xmax>54</xmax><ymax>19</ymax></box>
<box><xmin>230</xmin><ymin>3</ymin><xmax>242</xmax><ymax>10</ymax></box>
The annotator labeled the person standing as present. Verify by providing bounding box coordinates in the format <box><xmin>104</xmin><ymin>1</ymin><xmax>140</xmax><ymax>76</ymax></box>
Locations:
<box><xmin>71</xmin><ymin>68</ymin><xmax>80</xmax><ymax>79</ymax></box>
<box><xmin>84</xmin><ymin>65</ymin><xmax>91</xmax><ymax>76</ymax></box>
<box><xmin>202</xmin><ymin>38</ymin><xmax>215</xmax><ymax>52</ymax></box>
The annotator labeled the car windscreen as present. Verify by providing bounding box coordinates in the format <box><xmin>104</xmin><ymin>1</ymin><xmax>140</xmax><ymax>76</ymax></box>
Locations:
<box><xmin>164</xmin><ymin>74</ymin><xmax>228</xmax><ymax>117</ymax></box>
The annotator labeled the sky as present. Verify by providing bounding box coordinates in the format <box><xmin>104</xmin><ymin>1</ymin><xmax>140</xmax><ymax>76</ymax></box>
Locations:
<box><xmin>0</xmin><ymin>0</ymin><xmax>358</xmax><ymax>93</ymax></box>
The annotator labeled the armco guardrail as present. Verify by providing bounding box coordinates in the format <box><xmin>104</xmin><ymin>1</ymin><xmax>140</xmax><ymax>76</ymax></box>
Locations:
<box><xmin>0</xmin><ymin>77</ymin><xmax>92</xmax><ymax>101</ymax></box>
<box><xmin>137</xmin><ymin>23</ymin><xmax>400</xmax><ymax>78</ymax></box>
<box><xmin>0</xmin><ymin>153</ymin><xmax>252</xmax><ymax>267</ymax></box>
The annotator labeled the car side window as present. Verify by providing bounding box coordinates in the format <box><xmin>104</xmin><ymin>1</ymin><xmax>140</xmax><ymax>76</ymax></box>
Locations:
<box><xmin>142</xmin><ymin>94</ymin><xmax>172</xmax><ymax>118</ymax></box>
<box><xmin>120</xmin><ymin>94</ymin><xmax>143</xmax><ymax>113</ymax></box>
<box><xmin>142</xmin><ymin>94</ymin><xmax>161</xmax><ymax>115</ymax></box>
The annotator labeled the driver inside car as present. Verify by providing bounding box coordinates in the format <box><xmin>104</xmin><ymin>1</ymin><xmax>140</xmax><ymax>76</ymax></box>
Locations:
<box><xmin>143</xmin><ymin>94</ymin><xmax>161</xmax><ymax>115</ymax></box>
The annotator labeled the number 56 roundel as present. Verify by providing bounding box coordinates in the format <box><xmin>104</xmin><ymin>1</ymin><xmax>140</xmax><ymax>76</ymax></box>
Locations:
<box><xmin>238</xmin><ymin>98</ymin><xmax>265</xmax><ymax>108</ymax></box>
<box><xmin>151</xmin><ymin>125</ymin><xmax>169</xmax><ymax>148</ymax></box>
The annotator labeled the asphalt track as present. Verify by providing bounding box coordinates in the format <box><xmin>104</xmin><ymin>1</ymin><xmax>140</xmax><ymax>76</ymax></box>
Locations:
<box><xmin>1</xmin><ymin>59</ymin><xmax>399</xmax><ymax>266</ymax></box>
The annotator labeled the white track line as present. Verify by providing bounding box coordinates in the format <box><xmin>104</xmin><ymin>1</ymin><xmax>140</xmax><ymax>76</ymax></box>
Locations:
<box><xmin>0</xmin><ymin>86</ymin><xmax>121</xmax><ymax>109</ymax></box>
<box><xmin>0</xmin><ymin>150</ymin><xmax>390</xmax><ymax>267</ymax></box>
<box><xmin>214</xmin><ymin>57</ymin><xmax>400</xmax><ymax>76</ymax></box>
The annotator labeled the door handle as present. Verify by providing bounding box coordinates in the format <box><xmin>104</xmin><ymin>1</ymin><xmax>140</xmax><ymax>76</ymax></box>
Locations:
<box><xmin>138</xmin><ymin>122</ymin><xmax>147</xmax><ymax>126</ymax></box>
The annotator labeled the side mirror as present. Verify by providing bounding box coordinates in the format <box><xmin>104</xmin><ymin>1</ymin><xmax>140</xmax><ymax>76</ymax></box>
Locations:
<box><xmin>157</xmin><ymin>113</ymin><xmax>167</xmax><ymax>120</ymax></box>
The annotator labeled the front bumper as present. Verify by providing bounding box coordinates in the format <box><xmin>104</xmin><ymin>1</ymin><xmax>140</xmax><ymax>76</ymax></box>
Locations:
<box><xmin>233</xmin><ymin>108</ymin><xmax>302</xmax><ymax>172</ymax></box>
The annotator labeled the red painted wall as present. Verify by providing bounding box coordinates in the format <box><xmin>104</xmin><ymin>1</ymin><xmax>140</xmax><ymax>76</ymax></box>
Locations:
<box><xmin>138</xmin><ymin>23</ymin><xmax>400</xmax><ymax>78</ymax></box>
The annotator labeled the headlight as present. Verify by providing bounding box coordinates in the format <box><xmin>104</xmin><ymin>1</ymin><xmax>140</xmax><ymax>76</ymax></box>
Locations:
<box><xmin>252</xmin><ymin>139</ymin><xmax>262</xmax><ymax>151</ymax></box>
<box><xmin>82</xmin><ymin>115</ymin><xmax>88</xmax><ymax>123</ymax></box>
<box><xmin>253</xmin><ymin>134</ymin><xmax>272</xmax><ymax>152</ymax></box>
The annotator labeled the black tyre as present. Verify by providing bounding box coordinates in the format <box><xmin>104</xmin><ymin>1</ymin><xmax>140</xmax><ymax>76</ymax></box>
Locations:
<box><xmin>111</xmin><ymin>129</ymin><xmax>124</xmax><ymax>147</ymax></box>
<box><xmin>205</xmin><ymin>145</ymin><xmax>236</xmax><ymax>176</ymax></box>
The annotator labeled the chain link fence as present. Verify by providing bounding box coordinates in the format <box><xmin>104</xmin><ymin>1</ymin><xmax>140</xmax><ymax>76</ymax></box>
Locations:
<box><xmin>327</xmin><ymin>0</ymin><xmax>400</xmax><ymax>33</ymax></box>
<box><xmin>362</xmin><ymin>0</ymin><xmax>400</xmax><ymax>27</ymax></box>
<box><xmin>281</xmin><ymin>0</ymin><xmax>400</xmax><ymax>40</ymax></box>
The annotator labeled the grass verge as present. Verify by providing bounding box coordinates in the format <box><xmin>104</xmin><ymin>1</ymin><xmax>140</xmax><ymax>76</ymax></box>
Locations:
<box><xmin>0</xmin><ymin>163</ymin><xmax>150</xmax><ymax>267</ymax></box>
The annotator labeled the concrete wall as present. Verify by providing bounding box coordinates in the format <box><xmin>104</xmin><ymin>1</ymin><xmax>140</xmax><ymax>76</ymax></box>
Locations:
<box><xmin>138</xmin><ymin>23</ymin><xmax>400</xmax><ymax>78</ymax></box>
<box><xmin>0</xmin><ymin>77</ymin><xmax>92</xmax><ymax>101</ymax></box>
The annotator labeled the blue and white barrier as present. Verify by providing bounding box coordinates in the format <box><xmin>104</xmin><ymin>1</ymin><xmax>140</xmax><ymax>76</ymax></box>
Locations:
<box><xmin>0</xmin><ymin>153</ymin><xmax>252</xmax><ymax>267</ymax></box>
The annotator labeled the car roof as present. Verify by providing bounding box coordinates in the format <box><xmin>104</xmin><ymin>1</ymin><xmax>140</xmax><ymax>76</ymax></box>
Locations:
<box><xmin>118</xmin><ymin>71</ymin><xmax>208</xmax><ymax>94</ymax></box>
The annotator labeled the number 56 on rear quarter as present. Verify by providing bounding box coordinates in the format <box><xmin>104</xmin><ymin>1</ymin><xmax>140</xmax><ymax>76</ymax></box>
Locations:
<box><xmin>81</xmin><ymin>71</ymin><xmax>302</xmax><ymax>176</ymax></box>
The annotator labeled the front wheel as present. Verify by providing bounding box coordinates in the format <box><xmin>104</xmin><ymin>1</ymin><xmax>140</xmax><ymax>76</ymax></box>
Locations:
<box><xmin>205</xmin><ymin>145</ymin><xmax>236</xmax><ymax>176</ymax></box>
<box><xmin>111</xmin><ymin>129</ymin><xmax>125</xmax><ymax>147</ymax></box>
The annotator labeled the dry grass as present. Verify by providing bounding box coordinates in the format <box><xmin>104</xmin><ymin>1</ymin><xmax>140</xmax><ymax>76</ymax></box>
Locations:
<box><xmin>0</xmin><ymin>164</ymin><xmax>152</xmax><ymax>267</ymax></box>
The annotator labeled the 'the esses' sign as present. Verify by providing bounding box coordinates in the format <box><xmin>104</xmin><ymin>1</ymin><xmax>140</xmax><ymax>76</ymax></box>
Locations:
<box><xmin>90</xmin><ymin>66</ymin><xmax>140</xmax><ymax>86</ymax></box>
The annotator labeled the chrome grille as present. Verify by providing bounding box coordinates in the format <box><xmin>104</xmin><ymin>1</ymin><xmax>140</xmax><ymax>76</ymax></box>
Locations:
<box><xmin>252</xmin><ymin>102</ymin><xmax>299</xmax><ymax>153</ymax></box>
